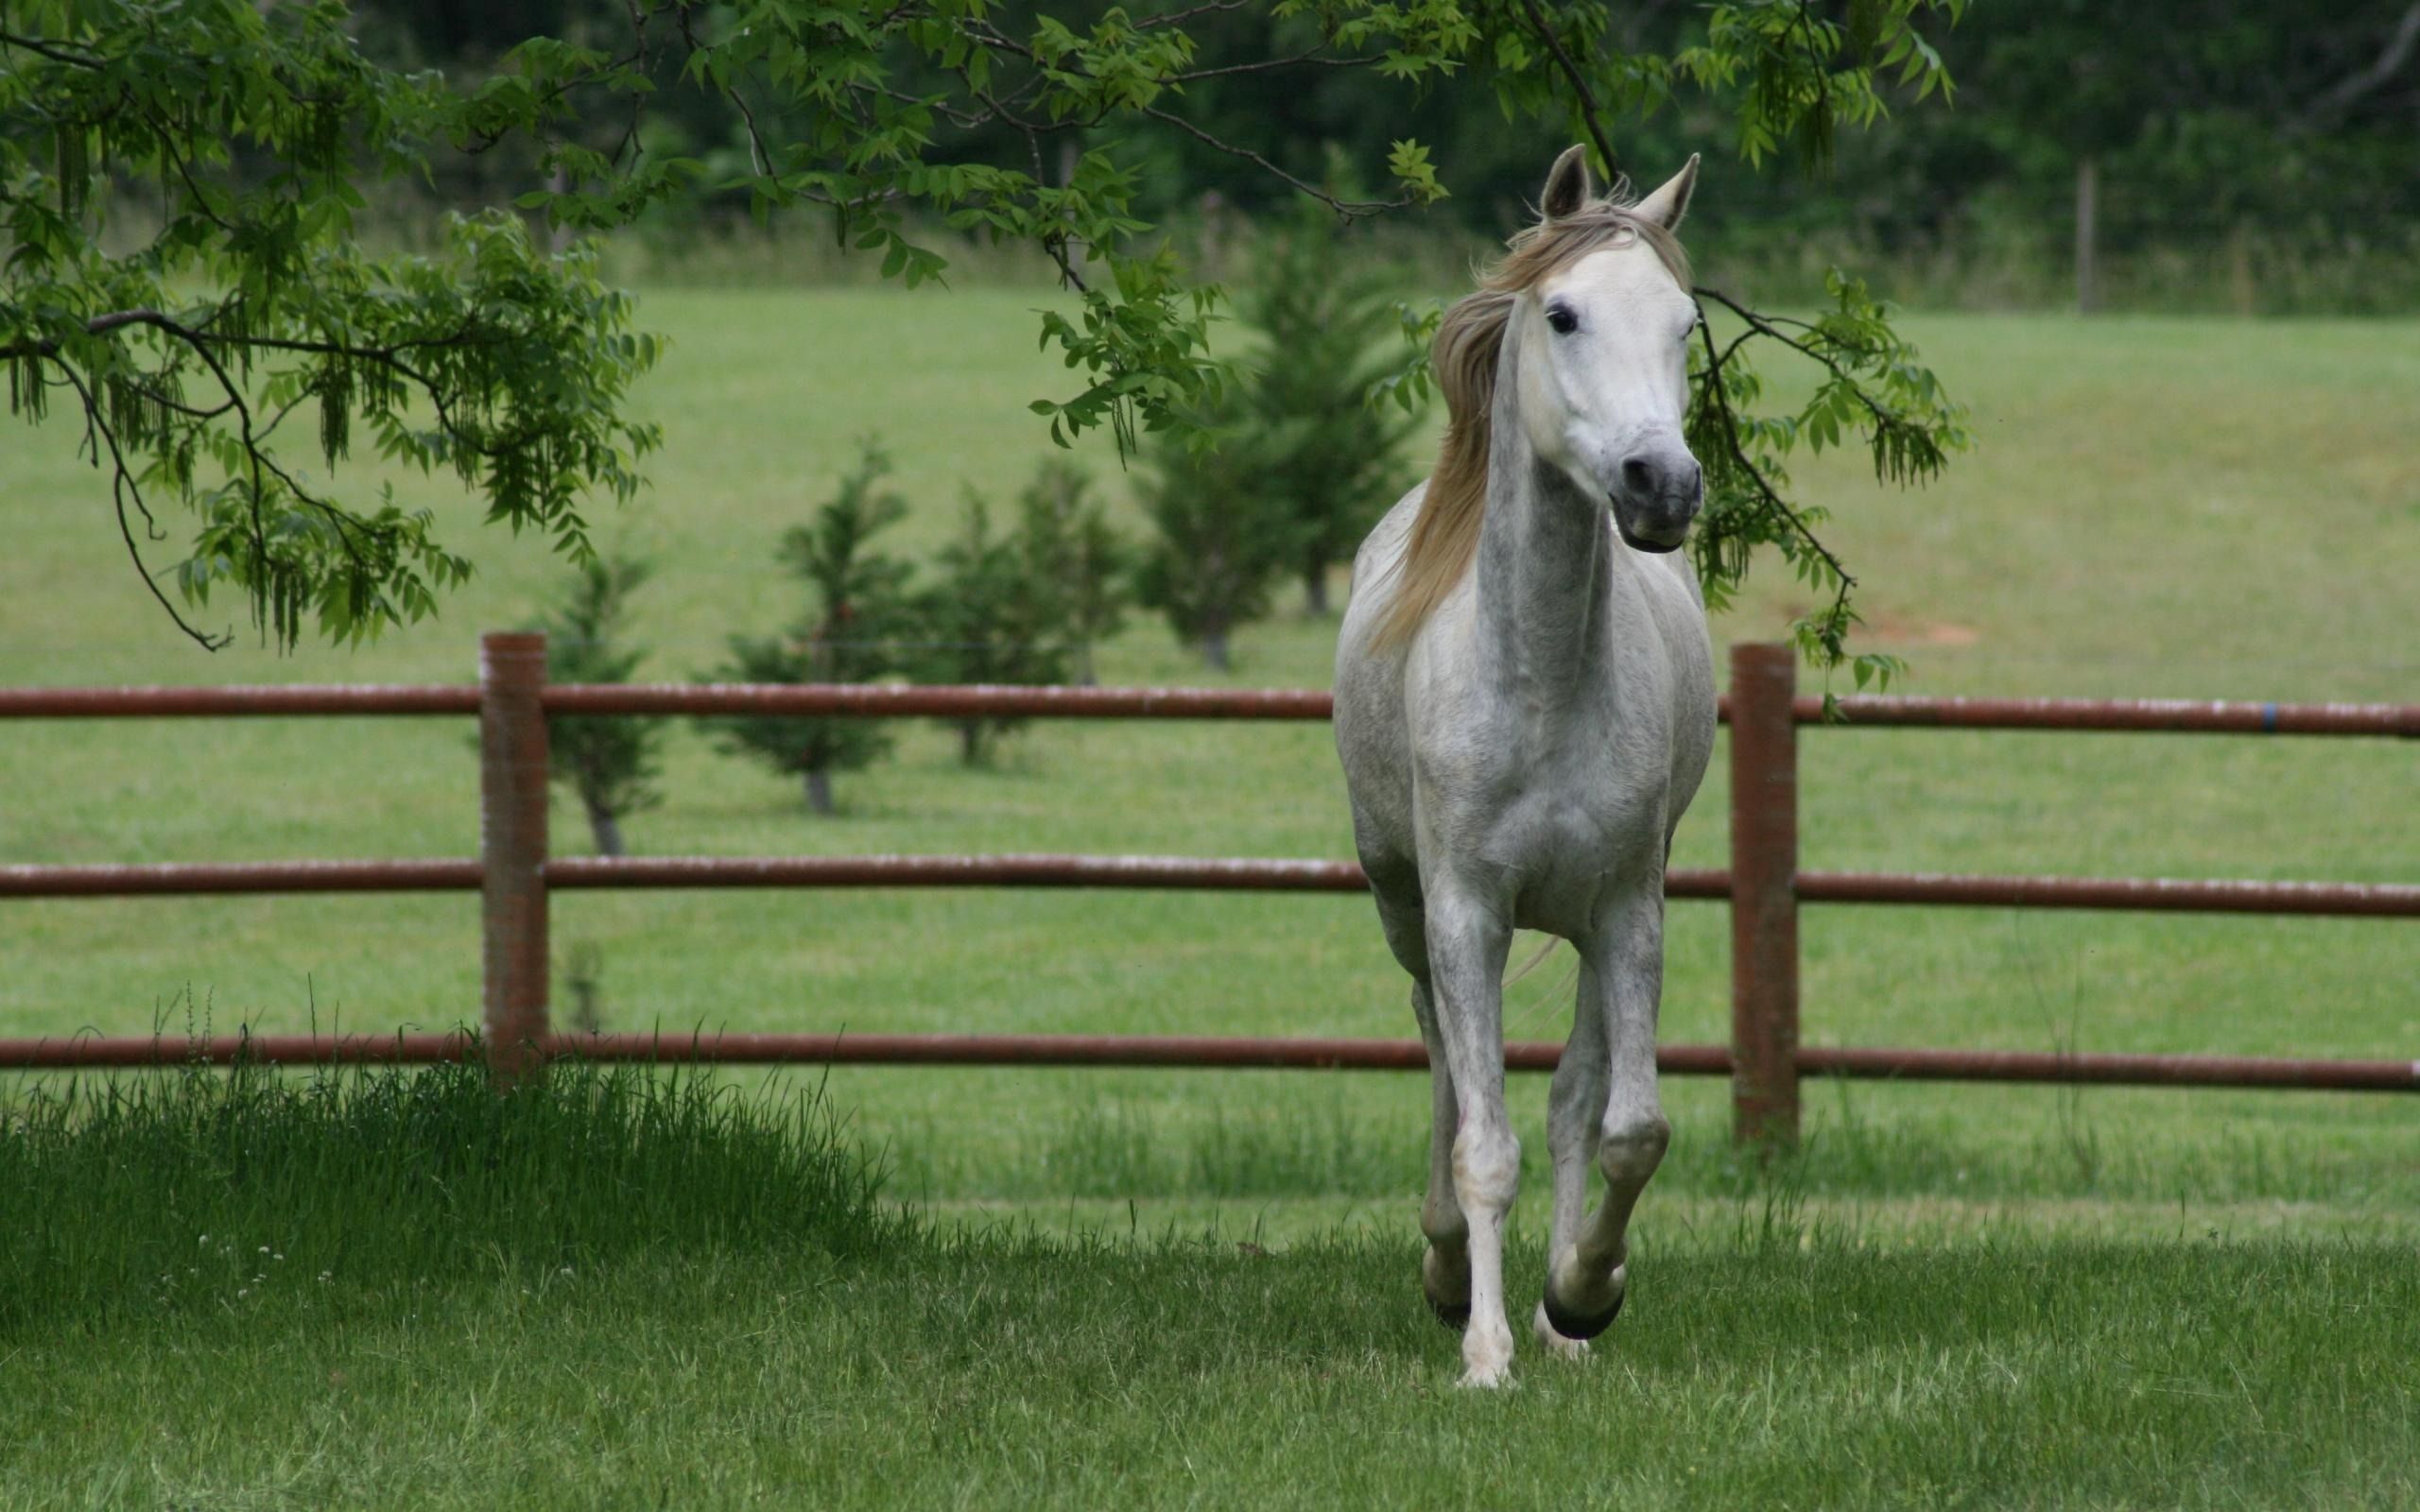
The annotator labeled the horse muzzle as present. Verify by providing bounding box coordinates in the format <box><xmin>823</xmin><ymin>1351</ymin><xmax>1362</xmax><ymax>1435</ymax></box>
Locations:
<box><xmin>1611</xmin><ymin>448</ymin><xmax>1701</xmax><ymax>553</ymax></box>
<box><xmin>1615</xmin><ymin>515</ymin><xmax>1689</xmax><ymax>554</ymax></box>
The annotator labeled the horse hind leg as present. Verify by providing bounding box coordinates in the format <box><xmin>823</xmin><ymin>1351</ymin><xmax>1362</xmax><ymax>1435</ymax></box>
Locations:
<box><xmin>1374</xmin><ymin>892</ymin><xmax>1469</xmax><ymax>1329</ymax></box>
<box><xmin>1409</xmin><ymin>978</ymin><xmax>1471</xmax><ymax>1329</ymax></box>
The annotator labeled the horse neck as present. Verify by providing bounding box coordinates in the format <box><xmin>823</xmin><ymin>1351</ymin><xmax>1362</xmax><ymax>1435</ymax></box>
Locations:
<box><xmin>1473</xmin><ymin>333</ymin><xmax>1613</xmax><ymax>705</ymax></box>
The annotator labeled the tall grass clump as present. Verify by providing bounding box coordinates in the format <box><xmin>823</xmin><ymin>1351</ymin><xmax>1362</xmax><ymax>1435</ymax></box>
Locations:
<box><xmin>0</xmin><ymin>1057</ymin><xmax>893</xmax><ymax>1333</ymax></box>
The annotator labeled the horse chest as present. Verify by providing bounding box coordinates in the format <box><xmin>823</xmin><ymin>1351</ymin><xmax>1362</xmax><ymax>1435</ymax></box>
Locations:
<box><xmin>1424</xmin><ymin>710</ymin><xmax>1668</xmax><ymax>933</ymax></box>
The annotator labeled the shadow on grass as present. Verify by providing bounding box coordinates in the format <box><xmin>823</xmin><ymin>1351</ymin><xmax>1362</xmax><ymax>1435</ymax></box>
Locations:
<box><xmin>0</xmin><ymin>1053</ymin><xmax>895</xmax><ymax>1336</ymax></box>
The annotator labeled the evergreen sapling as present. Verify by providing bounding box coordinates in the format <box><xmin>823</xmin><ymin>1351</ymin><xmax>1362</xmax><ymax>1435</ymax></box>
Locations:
<box><xmin>697</xmin><ymin>441</ymin><xmax>917</xmax><ymax>814</ymax></box>
<box><xmin>527</xmin><ymin>555</ymin><xmax>667</xmax><ymax>857</ymax></box>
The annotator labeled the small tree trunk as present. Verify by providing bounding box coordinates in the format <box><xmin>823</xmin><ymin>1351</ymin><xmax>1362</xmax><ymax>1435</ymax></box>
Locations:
<box><xmin>2227</xmin><ymin>223</ymin><xmax>2256</xmax><ymax>316</ymax></box>
<box><xmin>1201</xmin><ymin>619</ymin><xmax>1232</xmax><ymax>673</ymax></box>
<box><xmin>2074</xmin><ymin>155</ymin><xmax>2100</xmax><ymax>316</ymax></box>
<box><xmin>959</xmin><ymin>719</ymin><xmax>985</xmax><ymax>766</ymax></box>
<box><xmin>1057</xmin><ymin>140</ymin><xmax>1089</xmax><ymax>285</ymax></box>
<box><xmin>1304</xmin><ymin>563</ymin><xmax>1330</xmax><ymax>617</ymax></box>
<box><xmin>1073</xmin><ymin>640</ymin><xmax>1098</xmax><ymax>687</ymax></box>
<box><xmin>804</xmin><ymin>766</ymin><xmax>835</xmax><ymax>815</ymax></box>
<box><xmin>584</xmin><ymin>799</ymin><xmax>626</xmax><ymax>858</ymax></box>
<box><xmin>547</xmin><ymin>162</ymin><xmax>573</xmax><ymax>256</ymax></box>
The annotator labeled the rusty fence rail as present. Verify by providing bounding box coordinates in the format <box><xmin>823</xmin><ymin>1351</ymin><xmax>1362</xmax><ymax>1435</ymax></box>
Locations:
<box><xmin>10</xmin><ymin>679</ymin><xmax>2418</xmax><ymax>734</ymax></box>
<box><xmin>12</xmin><ymin>857</ymin><xmax>2412</xmax><ymax>914</ymax></box>
<box><xmin>6</xmin><ymin>1031</ymin><xmax>2416</xmax><ymax>1094</ymax></box>
<box><xmin>4</xmin><ymin>636</ymin><xmax>2414</xmax><ymax>1137</ymax></box>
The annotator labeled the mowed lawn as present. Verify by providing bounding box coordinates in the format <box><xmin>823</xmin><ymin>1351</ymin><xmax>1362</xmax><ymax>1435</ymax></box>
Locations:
<box><xmin>2</xmin><ymin>289</ymin><xmax>2416</xmax><ymax>1504</ymax></box>
<box><xmin>1</xmin><ymin>290</ymin><xmax>2411</xmax><ymax>1195</ymax></box>
<box><xmin>6</xmin><ymin>1061</ymin><xmax>2418</xmax><ymax>1511</ymax></box>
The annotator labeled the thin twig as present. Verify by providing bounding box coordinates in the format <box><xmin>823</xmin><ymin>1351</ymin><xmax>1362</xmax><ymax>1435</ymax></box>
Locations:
<box><xmin>0</xmin><ymin>29</ymin><xmax>107</xmax><ymax>68</ymax></box>
<box><xmin>1692</xmin><ymin>314</ymin><xmax>1858</xmax><ymax>624</ymax></box>
<box><xmin>1513</xmin><ymin>0</ymin><xmax>1622</xmax><ymax>182</ymax></box>
<box><xmin>1174</xmin><ymin>49</ymin><xmax>1369</xmax><ymax>80</ymax></box>
<box><xmin>1695</xmin><ymin>284</ymin><xmax>1897</xmax><ymax>428</ymax></box>
<box><xmin>50</xmin><ymin>364</ymin><xmax>229</xmax><ymax>649</ymax></box>
<box><xmin>1139</xmin><ymin>105</ymin><xmax>1406</xmax><ymax>219</ymax></box>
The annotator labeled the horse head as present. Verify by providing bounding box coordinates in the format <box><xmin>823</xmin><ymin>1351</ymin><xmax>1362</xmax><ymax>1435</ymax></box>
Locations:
<box><xmin>1512</xmin><ymin>146</ymin><xmax>1705</xmax><ymax>554</ymax></box>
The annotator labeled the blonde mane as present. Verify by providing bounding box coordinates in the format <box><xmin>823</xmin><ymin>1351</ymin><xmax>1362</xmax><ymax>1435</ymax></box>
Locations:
<box><xmin>1371</xmin><ymin>199</ymin><xmax>1691</xmax><ymax>653</ymax></box>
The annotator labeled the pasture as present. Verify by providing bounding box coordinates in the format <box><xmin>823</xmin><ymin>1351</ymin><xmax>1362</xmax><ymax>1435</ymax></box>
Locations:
<box><xmin>3</xmin><ymin>289</ymin><xmax>2416</xmax><ymax>1504</ymax></box>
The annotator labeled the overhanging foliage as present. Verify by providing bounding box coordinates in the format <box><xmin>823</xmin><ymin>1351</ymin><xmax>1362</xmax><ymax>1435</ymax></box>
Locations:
<box><xmin>4</xmin><ymin>0</ymin><xmax>1971</xmax><ymax>679</ymax></box>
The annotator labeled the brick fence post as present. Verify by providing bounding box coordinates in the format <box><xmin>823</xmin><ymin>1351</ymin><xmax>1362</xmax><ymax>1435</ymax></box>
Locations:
<box><xmin>1728</xmin><ymin>642</ymin><xmax>1800</xmax><ymax>1146</ymax></box>
<box><xmin>480</xmin><ymin>631</ymin><xmax>550</xmax><ymax>1084</ymax></box>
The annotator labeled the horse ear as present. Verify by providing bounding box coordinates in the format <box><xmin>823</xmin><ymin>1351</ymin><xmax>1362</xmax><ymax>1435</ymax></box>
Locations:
<box><xmin>1633</xmin><ymin>154</ymin><xmax>1701</xmax><ymax>232</ymax></box>
<box><xmin>1540</xmin><ymin>145</ymin><xmax>1592</xmax><ymax>222</ymax></box>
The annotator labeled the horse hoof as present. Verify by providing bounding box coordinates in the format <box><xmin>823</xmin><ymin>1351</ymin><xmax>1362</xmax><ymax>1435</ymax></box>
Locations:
<box><xmin>1541</xmin><ymin>1283</ymin><xmax>1624</xmax><ymax>1342</ymax></box>
<box><xmin>1422</xmin><ymin>1247</ymin><xmax>1472</xmax><ymax>1331</ymax></box>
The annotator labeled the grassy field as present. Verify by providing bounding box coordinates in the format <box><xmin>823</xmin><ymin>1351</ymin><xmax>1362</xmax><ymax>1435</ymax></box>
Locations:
<box><xmin>3</xmin><ymin>288</ymin><xmax>2415</xmax><ymax>1504</ymax></box>
<box><xmin>7</xmin><ymin>1062</ymin><xmax>2418</xmax><ymax>1511</ymax></box>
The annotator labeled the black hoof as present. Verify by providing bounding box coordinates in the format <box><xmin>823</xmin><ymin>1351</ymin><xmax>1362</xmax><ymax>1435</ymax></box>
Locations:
<box><xmin>1542</xmin><ymin>1284</ymin><xmax>1624</xmax><ymax>1342</ymax></box>
<box><xmin>1427</xmin><ymin>1295</ymin><xmax>1472</xmax><ymax>1331</ymax></box>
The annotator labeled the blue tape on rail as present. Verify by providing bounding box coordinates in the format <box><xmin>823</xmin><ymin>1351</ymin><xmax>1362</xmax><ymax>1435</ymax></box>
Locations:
<box><xmin>2261</xmin><ymin>702</ymin><xmax>2279</xmax><ymax>732</ymax></box>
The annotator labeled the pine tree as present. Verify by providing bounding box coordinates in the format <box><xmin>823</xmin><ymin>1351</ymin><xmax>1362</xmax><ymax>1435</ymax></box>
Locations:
<box><xmin>697</xmin><ymin>441</ymin><xmax>918</xmax><ymax>814</ymax></box>
<box><xmin>915</xmin><ymin>491</ymin><xmax>1077</xmax><ymax>765</ymax></box>
<box><xmin>1245</xmin><ymin>206</ymin><xmax>1426</xmax><ymax>615</ymax></box>
<box><xmin>1132</xmin><ymin>386</ymin><xmax>1305</xmax><ymax>672</ymax></box>
<box><xmin>529</xmin><ymin>554</ymin><xmax>667</xmax><ymax>857</ymax></box>
<box><xmin>1013</xmin><ymin>458</ymin><xmax>1129</xmax><ymax>686</ymax></box>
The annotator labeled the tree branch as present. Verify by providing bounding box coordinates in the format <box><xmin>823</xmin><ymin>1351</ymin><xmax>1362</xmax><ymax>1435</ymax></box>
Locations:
<box><xmin>50</xmin><ymin>363</ymin><xmax>230</xmax><ymax>650</ymax></box>
<box><xmin>1512</xmin><ymin>0</ymin><xmax>1623</xmax><ymax>183</ymax></box>
<box><xmin>2295</xmin><ymin>1</ymin><xmax>2420</xmax><ymax>131</ymax></box>
<box><xmin>1692</xmin><ymin>315</ymin><xmax>1858</xmax><ymax>607</ymax></box>
<box><xmin>1694</xmin><ymin>284</ymin><xmax>1892</xmax><ymax>424</ymax></box>
<box><xmin>1173</xmin><ymin>49</ymin><xmax>1371</xmax><ymax>80</ymax></box>
<box><xmin>1138</xmin><ymin>105</ymin><xmax>1408</xmax><ymax>218</ymax></box>
<box><xmin>0</xmin><ymin>29</ymin><xmax>107</xmax><ymax>69</ymax></box>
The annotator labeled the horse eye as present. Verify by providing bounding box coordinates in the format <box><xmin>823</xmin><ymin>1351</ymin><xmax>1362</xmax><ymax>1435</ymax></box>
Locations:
<box><xmin>1546</xmin><ymin>305</ymin><xmax>1579</xmax><ymax>335</ymax></box>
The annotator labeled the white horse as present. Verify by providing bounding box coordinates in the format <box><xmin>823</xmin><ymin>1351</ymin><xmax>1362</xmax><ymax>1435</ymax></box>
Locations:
<box><xmin>1333</xmin><ymin>147</ymin><xmax>1718</xmax><ymax>1388</ymax></box>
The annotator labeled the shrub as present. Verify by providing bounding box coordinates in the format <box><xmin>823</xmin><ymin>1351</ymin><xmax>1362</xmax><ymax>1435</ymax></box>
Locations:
<box><xmin>698</xmin><ymin>440</ymin><xmax>919</xmax><ymax>813</ymax></box>
<box><xmin>913</xmin><ymin>492</ymin><xmax>1078</xmax><ymax>765</ymax></box>
<box><xmin>1244</xmin><ymin>206</ymin><xmax>1426</xmax><ymax>615</ymax></box>
<box><xmin>1013</xmin><ymin>457</ymin><xmax>1129</xmax><ymax>686</ymax></box>
<box><xmin>1132</xmin><ymin>385</ymin><xmax>1303</xmax><ymax>671</ymax></box>
<box><xmin>527</xmin><ymin>555</ymin><xmax>667</xmax><ymax>856</ymax></box>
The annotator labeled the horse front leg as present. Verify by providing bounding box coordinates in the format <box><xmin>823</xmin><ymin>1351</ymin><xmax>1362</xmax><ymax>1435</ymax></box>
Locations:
<box><xmin>1544</xmin><ymin>892</ymin><xmax>1670</xmax><ymax>1341</ymax></box>
<box><xmin>1423</xmin><ymin>889</ymin><xmax>1518</xmax><ymax>1387</ymax></box>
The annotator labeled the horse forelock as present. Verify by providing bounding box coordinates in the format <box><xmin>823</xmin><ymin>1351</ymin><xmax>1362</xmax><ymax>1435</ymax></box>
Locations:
<box><xmin>1371</xmin><ymin>200</ymin><xmax>1690</xmax><ymax>653</ymax></box>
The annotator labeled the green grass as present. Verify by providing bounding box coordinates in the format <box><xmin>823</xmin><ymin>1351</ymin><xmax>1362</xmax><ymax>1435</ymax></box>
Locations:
<box><xmin>17</xmin><ymin>1234</ymin><xmax>2420</xmax><ymax>1510</ymax></box>
<box><xmin>2</xmin><ymin>292</ymin><xmax>2415</xmax><ymax>1503</ymax></box>
<box><xmin>5</xmin><ymin>1061</ymin><xmax>2417</xmax><ymax>1510</ymax></box>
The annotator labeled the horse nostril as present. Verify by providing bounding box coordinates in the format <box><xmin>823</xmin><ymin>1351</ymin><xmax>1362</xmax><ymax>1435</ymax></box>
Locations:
<box><xmin>1620</xmin><ymin>456</ymin><xmax>1654</xmax><ymax>496</ymax></box>
<box><xmin>1678</xmin><ymin>458</ymin><xmax>1703</xmax><ymax>502</ymax></box>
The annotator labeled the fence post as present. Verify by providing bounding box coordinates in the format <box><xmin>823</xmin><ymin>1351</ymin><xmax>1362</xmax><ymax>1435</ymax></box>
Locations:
<box><xmin>1728</xmin><ymin>642</ymin><xmax>1800</xmax><ymax>1147</ymax></box>
<box><xmin>480</xmin><ymin>631</ymin><xmax>550</xmax><ymax>1084</ymax></box>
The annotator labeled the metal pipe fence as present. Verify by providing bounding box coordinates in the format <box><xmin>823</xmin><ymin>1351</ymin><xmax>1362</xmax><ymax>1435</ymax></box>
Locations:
<box><xmin>4</xmin><ymin>636</ymin><xmax>2413</xmax><ymax>1139</ymax></box>
<box><xmin>6</xmin><ymin>1031</ymin><xmax>2413</xmax><ymax>1093</ymax></box>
